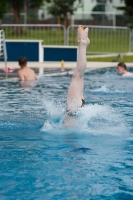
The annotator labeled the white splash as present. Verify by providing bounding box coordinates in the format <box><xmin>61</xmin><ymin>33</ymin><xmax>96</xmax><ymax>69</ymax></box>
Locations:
<box><xmin>41</xmin><ymin>100</ymin><xmax>128</xmax><ymax>136</ymax></box>
<box><xmin>41</xmin><ymin>99</ymin><xmax>65</xmax><ymax>133</ymax></box>
<box><xmin>85</xmin><ymin>85</ymin><xmax>132</xmax><ymax>94</ymax></box>
<box><xmin>77</xmin><ymin>104</ymin><xmax>127</xmax><ymax>135</ymax></box>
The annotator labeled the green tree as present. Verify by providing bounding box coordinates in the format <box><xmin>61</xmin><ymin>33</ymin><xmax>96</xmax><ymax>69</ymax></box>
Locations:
<box><xmin>92</xmin><ymin>4</ymin><xmax>105</xmax><ymax>20</ymax></box>
<box><xmin>0</xmin><ymin>0</ymin><xmax>47</xmax><ymax>23</ymax></box>
<box><xmin>92</xmin><ymin>4</ymin><xmax>105</xmax><ymax>12</ymax></box>
<box><xmin>117</xmin><ymin>0</ymin><xmax>133</xmax><ymax>27</ymax></box>
<box><xmin>0</xmin><ymin>0</ymin><xmax>8</xmax><ymax>20</ymax></box>
<box><xmin>0</xmin><ymin>0</ymin><xmax>48</xmax><ymax>34</ymax></box>
<box><xmin>9</xmin><ymin>0</ymin><xmax>45</xmax><ymax>24</ymax></box>
<box><xmin>47</xmin><ymin>0</ymin><xmax>77</xmax><ymax>27</ymax></box>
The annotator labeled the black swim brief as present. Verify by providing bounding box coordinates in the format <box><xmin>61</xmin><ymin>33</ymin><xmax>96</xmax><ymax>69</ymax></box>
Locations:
<box><xmin>81</xmin><ymin>99</ymin><xmax>85</xmax><ymax>107</ymax></box>
<box><xmin>66</xmin><ymin>99</ymin><xmax>85</xmax><ymax>116</ymax></box>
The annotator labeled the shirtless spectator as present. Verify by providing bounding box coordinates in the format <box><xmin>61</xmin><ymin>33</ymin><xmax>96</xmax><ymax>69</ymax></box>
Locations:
<box><xmin>18</xmin><ymin>56</ymin><xmax>37</xmax><ymax>81</ymax></box>
<box><xmin>116</xmin><ymin>62</ymin><xmax>133</xmax><ymax>77</ymax></box>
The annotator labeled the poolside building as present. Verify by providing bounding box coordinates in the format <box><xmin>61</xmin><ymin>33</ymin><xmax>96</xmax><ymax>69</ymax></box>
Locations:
<box><xmin>37</xmin><ymin>0</ymin><xmax>126</xmax><ymax>26</ymax></box>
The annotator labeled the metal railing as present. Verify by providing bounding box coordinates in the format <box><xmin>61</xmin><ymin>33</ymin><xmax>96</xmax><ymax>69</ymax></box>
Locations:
<box><xmin>67</xmin><ymin>25</ymin><xmax>131</xmax><ymax>53</ymax></box>
<box><xmin>0</xmin><ymin>30</ymin><xmax>8</xmax><ymax>79</ymax></box>
<box><xmin>0</xmin><ymin>24</ymin><xmax>132</xmax><ymax>53</ymax></box>
<box><xmin>73</xmin><ymin>11</ymin><xmax>117</xmax><ymax>27</ymax></box>
<box><xmin>2</xmin><ymin>11</ymin><xmax>126</xmax><ymax>27</ymax></box>
<box><xmin>0</xmin><ymin>24</ymin><xmax>66</xmax><ymax>45</ymax></box>
<box><xmin>132</xmin><ymin>29</ymin><xmax>133</xmax><ymax>52</ymax></box>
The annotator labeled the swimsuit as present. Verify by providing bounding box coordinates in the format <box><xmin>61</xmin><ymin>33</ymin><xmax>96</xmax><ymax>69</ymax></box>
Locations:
<box><xmin>81</xmin><ymin>99</ymin><xmax>85</xmax><ymax>107</ymax></box>
<box><xmin>66</xmin><ymin>99</ymin><xmax>85</xmax><ymax>116</ymax></box>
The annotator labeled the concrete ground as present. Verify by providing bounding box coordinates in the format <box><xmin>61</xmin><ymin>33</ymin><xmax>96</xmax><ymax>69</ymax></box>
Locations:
<box><xmin>0</xmin><ymin>61</ymin><xmax>133</xmax><ymax>79</ymax></box>
<box><xmin>1</xmin><ymin>61</ymin><xmax>133</xmax><ymax>69</ymax></box>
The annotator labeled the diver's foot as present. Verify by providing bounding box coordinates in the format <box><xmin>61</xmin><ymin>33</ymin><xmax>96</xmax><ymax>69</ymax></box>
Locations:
<box><xmin>80</xmin><ymin>27</ymin><xmax>90</xmax><ymax>46</ymax></box>
<box><xmin>77</xmin><ymin>25</ymin><xmax>84</xmax><ymax>44</ymax></box>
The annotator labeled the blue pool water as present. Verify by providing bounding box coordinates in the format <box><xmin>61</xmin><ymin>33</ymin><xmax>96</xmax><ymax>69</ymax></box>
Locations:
<box><xmin>0</xmin><ymin>67</ymin><xmax>133</xmax><ymax>199</ymax></box>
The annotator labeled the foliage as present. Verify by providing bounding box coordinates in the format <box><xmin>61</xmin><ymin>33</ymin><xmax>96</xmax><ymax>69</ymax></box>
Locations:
<box><xmin>116</xmin><ymin>0</ymin><xmax>133</xmax><ymax>28</ymax></box>
<box><xmin>91</xmin><ymin>0</ymin><xmax>106</xmax><ymax>21</ymax></box>
<box><xmin>0</xmin><ymin>0</ymin><xmax>8</xmax><ymax>19</ymax></box>
<box><xmin>92</xmin><ymin>4</ymin><xmax>105</xmax><ymax>12</ymax></box>
<box><xmin>92</xmin><ymin>4</ymin><xmax>105</xmax><ymax>20</ymax></box>
<box><xmin>0</xmin><ymin>0</ymin><xmax>46</xmax><ymax>22</ymax></box>
<box><xmin>47</xmin><ymin>0</ymin><xmax>77</xmax><ymax>18</ymax></box>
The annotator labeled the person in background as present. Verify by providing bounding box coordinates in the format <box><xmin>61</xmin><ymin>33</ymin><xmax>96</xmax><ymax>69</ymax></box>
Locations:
<box><xmin>116</xmin><ymin>62</ymin><xmax>133</xmax><ymax>77</ymax></box>
<box><xmin>17</xmin><ymin>56</ymin><xmax>37</xmax><ymax>87</ymax></box>
<box><xmin>18</xmin><ymin>56</ymin><xmax>37</xmax><ymax>81</ymax></box>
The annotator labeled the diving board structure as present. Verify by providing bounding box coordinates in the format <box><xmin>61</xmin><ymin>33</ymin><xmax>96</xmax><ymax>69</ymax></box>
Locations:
<box><xmin>0</xmin><ymin>30</ymin><xmax>8</xmax><ymax>78</ymax></box>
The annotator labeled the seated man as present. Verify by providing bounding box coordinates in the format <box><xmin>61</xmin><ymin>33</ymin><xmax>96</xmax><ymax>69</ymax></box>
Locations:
<box><xmin>116</xmin><ymin>62</ymin><xmax>133</xmax><ymax>77</ymax></box>
<box><xmin>64</xmin><ymin>25</ymin><xmax>90</xmax><ymax>126</ymax></box>
<box><xmin>18</xmin><ymin>56</ymin><xmax>37</xmax><ymax>81</ymax></box>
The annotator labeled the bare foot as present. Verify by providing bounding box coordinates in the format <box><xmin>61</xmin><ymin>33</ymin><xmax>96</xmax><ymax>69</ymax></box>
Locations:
<box><xmin>80</xmin><ymin>27</ymin><xmax>90</xmax><ymax>46</ymax></box>
<box><xmin>77</xmin><ymin>25</ymin><xmax>84</xmax><ymax>44</ymax></box>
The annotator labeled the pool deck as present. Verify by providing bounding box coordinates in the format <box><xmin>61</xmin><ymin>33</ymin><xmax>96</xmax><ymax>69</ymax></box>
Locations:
<box><xmin>1</xmin><ymin>61</ymin><xmax>133</xmax><ymax>70</ymax></box>
<box><xmin>0</xmin><ymin>61</ymin><xmax>133</xmax><ymax>80</ymax></box>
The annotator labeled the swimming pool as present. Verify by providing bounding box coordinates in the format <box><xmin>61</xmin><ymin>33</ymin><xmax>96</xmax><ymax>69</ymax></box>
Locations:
<box><xmin>0</xmin><ymin>67</ymin><xmax>133</xmax><ymax>199</ymax></box>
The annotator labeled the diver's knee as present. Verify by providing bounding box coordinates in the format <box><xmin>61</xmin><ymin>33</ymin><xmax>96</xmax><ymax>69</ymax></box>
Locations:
<box><xmin>72</xmin><ymin>74</ymin><xmax>77</xmax><ymax>79</ymax></box>
<box><xmin>72</xmin><ymin>73</ymin><xmax>83</xmax><ymax>80</ymax></box>
<box><xmin>72</xmin><ymin>71</ymin><xmax>81</xmax><ymax>79</ymax></box>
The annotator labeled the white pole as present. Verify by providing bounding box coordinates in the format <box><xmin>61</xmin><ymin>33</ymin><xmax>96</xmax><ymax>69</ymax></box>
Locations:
<box><xmin>3</xmin><ymin>31</ymin><xmax>8</xmax><ymax>79</ymax></box>
<box><xmin>113</xmin><ymin>13</ymin><xmax>116</xmax><ymax>27</ymax></box>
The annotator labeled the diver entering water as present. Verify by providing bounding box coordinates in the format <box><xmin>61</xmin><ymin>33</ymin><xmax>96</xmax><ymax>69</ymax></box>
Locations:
<box><xmin>66</xmin><ymin>25</ymin><xmax>90</xmax><ymax>117</ymax></box>
<box><xmin>66</xmin><ymin>99</ymin><xmax>85</xmax><ymax>116</ymax></box>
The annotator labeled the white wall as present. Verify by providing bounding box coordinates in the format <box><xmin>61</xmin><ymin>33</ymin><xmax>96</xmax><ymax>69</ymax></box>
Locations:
<box><xmin>106</xmin><ymin>0</ymin><xmax>125</xmax><ymax>14</ymax></box>
<box><xmin>75</xmin><ymin>0</ymin><xmax>125</xmax><ymax>14</ymax></box>
<box><xmin>75</xmin><ymin>0</ymin><xmax>97</xmax><ymax>13</ymax></box>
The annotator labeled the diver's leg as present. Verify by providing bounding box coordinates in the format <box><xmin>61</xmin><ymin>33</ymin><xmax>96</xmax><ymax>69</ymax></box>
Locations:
<box><xmin>65</xmin><ymin>26</ymin><xmax>90</xmax><ymax>127</ymax></box>
<box><xmin>67</xmin><ymin>27</ymin><xmax>90</xmax><ymax>103</ymax></box>
<box><xmin>75</xmin><ymin>27</ymin><xmax>90</xmax><ymax>77</ymax></box>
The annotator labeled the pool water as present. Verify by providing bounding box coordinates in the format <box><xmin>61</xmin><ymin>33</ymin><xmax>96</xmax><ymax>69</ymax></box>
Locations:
<box><xmin>0</xmin><ymin>67</ymin><xmax>133</xmax><ymax>199</ymax></box>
